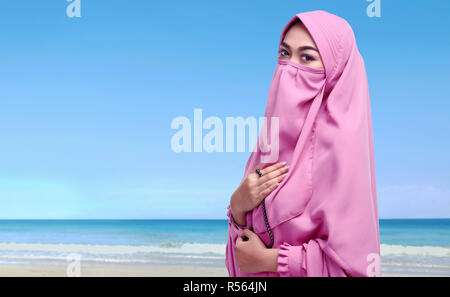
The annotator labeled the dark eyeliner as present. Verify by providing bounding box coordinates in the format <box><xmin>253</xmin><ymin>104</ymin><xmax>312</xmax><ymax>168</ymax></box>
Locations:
<box><xmin>301</xmin><ymin>54</ymin><xmax>315</xmax><ymax>61</ymax></box>
<box><xmin>279</xmin><ymin>48</ymin><xmax>289</xmax><ymax>57</ymax></box>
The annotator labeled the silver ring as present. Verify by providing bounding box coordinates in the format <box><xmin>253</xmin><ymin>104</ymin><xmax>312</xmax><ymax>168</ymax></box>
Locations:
<box><xmin>255</xmin><ymin>168</ymin><xmax>263</xmax><ymax>177</ymax></box>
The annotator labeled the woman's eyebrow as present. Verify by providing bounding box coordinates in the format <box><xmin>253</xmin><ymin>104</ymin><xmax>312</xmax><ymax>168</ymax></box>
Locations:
<box><xmin>299</xmin><ymin>45</ymin><xmax>319</xmax><ymax>52</ymax></box>
<box><xmin>281</xmin><ymin>42</ymin><xmax>318</xmax><ymax>53</ymax></box>
<box><xmin>280</xmin><ymin>41</ymin><xmax>291</xmax><ymax>50</ymax></box>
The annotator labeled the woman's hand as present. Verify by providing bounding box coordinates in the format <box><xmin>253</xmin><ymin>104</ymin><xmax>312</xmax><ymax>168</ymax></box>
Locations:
<box><xmin>230</xmin><ymin>161</ymin><xmax>289</xmax><ymax>225</ymax></box>
<box><xmin>235</xmin><ymin>229</ymin><xmax>280</xmax><ymax>273</ymax></box>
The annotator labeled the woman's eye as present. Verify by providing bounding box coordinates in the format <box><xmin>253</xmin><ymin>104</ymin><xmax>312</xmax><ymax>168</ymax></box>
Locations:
<box><xmin>301</xmin><ymin>54</ymin><xmax>315</xmax><ymax>62</ymax></box>
<box><xmin>279</xmin><ymin>49</ymin><xmax>289</xmax><ymax>57</ymax></box>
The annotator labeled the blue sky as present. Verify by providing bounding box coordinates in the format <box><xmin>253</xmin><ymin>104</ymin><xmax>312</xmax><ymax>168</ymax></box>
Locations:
<box><xmin>0</xmin><ymin>0</ymin><xmax>449</xmax><ymax>219</ymax></box>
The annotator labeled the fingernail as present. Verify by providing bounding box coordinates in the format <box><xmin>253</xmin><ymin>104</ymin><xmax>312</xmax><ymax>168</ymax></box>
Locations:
<box><xmin>280</xmin><ymin>161</ymin><xmax>287</xmax><ymax>165</ymax></box>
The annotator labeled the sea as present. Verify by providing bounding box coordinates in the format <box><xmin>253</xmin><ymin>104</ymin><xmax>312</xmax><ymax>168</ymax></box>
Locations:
<box><xmin>0</xmin><ymin>219</ymin><xmax>449</xmax><ymax>276</ymax></box>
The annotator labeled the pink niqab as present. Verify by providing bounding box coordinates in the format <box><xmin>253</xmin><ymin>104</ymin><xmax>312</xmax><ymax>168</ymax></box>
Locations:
<box><xmin>226</xmin><ymin>10</ymin><xmax>380</xmax><ymax>277</ymax></box>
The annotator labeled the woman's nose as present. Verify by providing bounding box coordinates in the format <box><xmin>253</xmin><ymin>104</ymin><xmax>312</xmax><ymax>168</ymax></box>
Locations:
<box><xmin>289</xmin><ymin>55</ymin><xmax>302</xmax><ymax>65</ymax></box>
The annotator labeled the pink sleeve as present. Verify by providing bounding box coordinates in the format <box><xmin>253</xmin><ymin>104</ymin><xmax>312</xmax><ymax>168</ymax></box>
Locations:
<box><xmin>225</xmin><ymin>204</ymin><xmax>248</xmax><ymax>277</ymax></box>
<box><xmin>277</xmin><ymin>242</ymin><xmax>305</xmax><ymax>277</ymax></box>
<box><xmin>277</xmin><ymin>240</ymin><xmax>348</xmax><ymax>277</ymax></box>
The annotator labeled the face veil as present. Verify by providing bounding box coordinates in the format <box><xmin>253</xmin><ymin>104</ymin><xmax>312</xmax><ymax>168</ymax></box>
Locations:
<box><xmin>240</xmin><ymin>10</ymin><xmax>380</xmax><ymax>276</ymax></box>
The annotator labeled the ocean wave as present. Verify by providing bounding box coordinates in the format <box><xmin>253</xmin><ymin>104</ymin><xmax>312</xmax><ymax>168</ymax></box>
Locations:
<box><xmin>0</xmin><ymin>242</ymin><xmax>227</xmax><ymax>256</ymax></box>
<box><xmin>381</xmin><ymin>261</ymin><xmax>450</xmax><ymax>269</ymax></box>
<box><xmin>380</xmin><ymin>244</ymin><xmax>450</xmax><ymax>258</ymax></box>
<box><xmin>0</xmin><ymin>254</ymin><xmax>224</xmax><ymax>264</ymax></box>
<box><xmin>0</xmin><ymin>242</ymin><xmax>448</xmax><ymax>259</ymax></box>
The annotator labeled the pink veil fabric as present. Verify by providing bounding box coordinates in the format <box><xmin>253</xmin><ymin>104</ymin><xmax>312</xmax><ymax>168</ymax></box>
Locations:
<box><xmin>229</xmin><ymin>10</ymin><xmax>380</xmax><ymax>276</ymax></box>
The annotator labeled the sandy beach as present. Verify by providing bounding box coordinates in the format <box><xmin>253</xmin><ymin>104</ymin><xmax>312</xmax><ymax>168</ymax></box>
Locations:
<box><xmin>0</xmin><ymin>263</ymin><xmax>229</xmax><ymax>277</ymax></box>
<box><xmin>0</xmin><ymin>263</ymin><xmax>438</xmax><ymax>277</ymax></box>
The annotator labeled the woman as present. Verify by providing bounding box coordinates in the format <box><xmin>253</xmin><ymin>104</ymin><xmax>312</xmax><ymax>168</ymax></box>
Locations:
<box><xmin>225</xmin><ymin>10</ymin><xmax>381</xmax><ymax>277</ymax></box>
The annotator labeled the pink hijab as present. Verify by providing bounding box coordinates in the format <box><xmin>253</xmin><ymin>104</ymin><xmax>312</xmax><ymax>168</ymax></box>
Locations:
<box><xmin>241</xmin><ymin>10</ymin><xmax>380</xmax><ymax>276</ymax></box>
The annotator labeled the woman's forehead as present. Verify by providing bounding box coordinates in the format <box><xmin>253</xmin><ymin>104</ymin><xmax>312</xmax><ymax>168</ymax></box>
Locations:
<box><xmin>282</xmin><ymin>22</ymin><xmax>318</xmax><ymax>49</ymax></box>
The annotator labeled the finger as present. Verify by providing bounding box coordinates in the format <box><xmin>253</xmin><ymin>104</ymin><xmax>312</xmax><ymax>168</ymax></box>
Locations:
<box><xmin>258</xmin><ymin>164</ymin><xmax>289</xmax><ymax>184</ymax></box>
<box><xmin>259</xmin><ymin>161</ymin><xmax>287</xmax><ymax>176</ymax></box>
<box><xmin>240</xmin><ymin>229</ymin><xmax>250</xmax><ymax>237</ymax></box>
<box><xmin>241</xmin><ymin>229</ymin><xmax>255</xmax><ymax>240</ymax></box>
<box><xmin>258</xmin><ymin>172</ymin><xmax>288</xmax><ymax>191</ymax></box>
<box><xmin>257</xmin><ymin>181</ymin><xmax>281</xmax><ymax>201</ymax></box>
<box><xmin>247</xmin><ymin>162</ymin><xmax>263</xmax><ymax>179</ymax></box>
